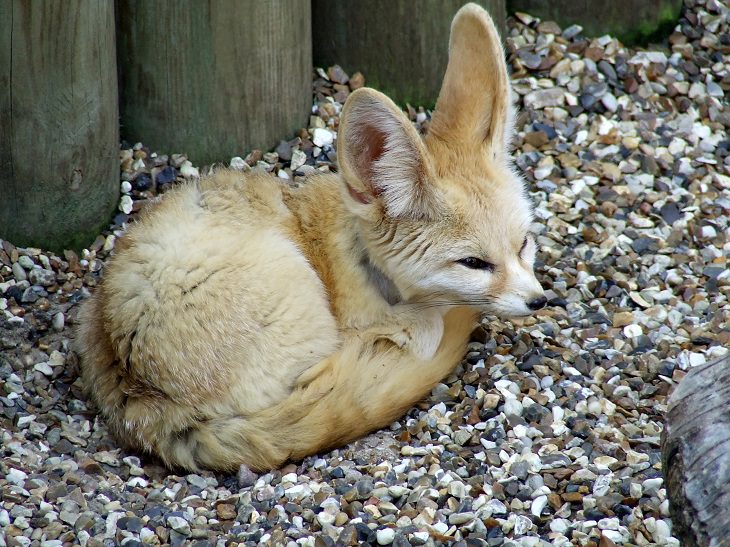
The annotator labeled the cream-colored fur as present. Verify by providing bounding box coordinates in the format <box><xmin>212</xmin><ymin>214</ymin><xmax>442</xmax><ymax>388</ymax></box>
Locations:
<box><xmin>76</xmin><ymin>3</ymin><xmax>545</xmax><ymax>472</ymax></box>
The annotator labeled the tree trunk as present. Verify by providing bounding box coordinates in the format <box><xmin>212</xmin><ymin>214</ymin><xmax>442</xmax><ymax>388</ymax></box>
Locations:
<box><xmin>312</xmin><ymin>0</ymin><xmax>507</xmax><ymax>108</ymax></box>
<box><xmin>661</xmin><ymin>353</ymin><xmax>730</xmax><ymax>546</ymax></box>
<box><xmin>116</xmin><ymin>0</ymin><xmax>312</xmax><ymax>167</ymax></box>
<box><xmin>507</xmin><ymin>0</ymin><xmax>682</xmax><ymax>45</ymax></box>
<box><xmin>0</xmin><ymin>1</ymin><xmax>119</xmax><ymax>253</ymax></box>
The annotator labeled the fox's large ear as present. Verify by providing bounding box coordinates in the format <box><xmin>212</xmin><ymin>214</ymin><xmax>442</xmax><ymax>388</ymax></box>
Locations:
<box><xmin>338</xmin><ymin>88</ymin><xmax>439</xmax><ymax>220</ymax></box>
<box><xmin>426</xmin><ymin>3</ymin><xmax>512</xmax><ymax>161</ymax></box>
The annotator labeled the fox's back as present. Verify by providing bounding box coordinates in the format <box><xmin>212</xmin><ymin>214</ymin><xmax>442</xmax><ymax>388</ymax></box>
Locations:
<box><xmin>78</xmin><ymin>172</ymin><xmax>340</xmax><ymax>441</ymax></box>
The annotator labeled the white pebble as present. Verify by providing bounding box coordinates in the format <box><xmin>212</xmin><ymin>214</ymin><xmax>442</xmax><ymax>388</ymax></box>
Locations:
<box><xmin>688</xmin><ymin>352</ymin><xmax>706</xmax><ymax>367</ymax></box>
<box><xmin>52</xmin><ymin>312</ymin><xmax>65</xmax><ymax>331</ymax></box>
<box><xmin>653</xmin><ymin>519</ymin><xmax>672</xmax><ymax>542</ymax></box>
<box><xmin>593</xmin><ymin>473</ymin><xmax>612</xmax><ymax>496</ymax></box>
<box><xmin>128</xmin><ymin>477</ymin><xmax>148</xmax><ymax>488</ymax></box>
<box><xmin>601</xmin><ymin>93</ymin><xmax>618</xmax><ymax>112</ymax></box>
<box><xmin>33</xmin><ymin>362</ymin><xmax>54</xmax><ymax>376</ymax></box>
<box><xmin>180</xmin><ymin>161</ymin><xmax>200</xmax><ymax>178</ymax></box>
<box><xmin>514</xmin><ymin>514</ymin><xmax>533</xmax><ymax>535</ymax></box>
<box><xmin>643</xmin><ymin>477</ymin><xmax>663</xmax><ymax>494</ymax></box>
<box><xmin>119</xmin><ymin>195</ymin><xmax>133</xmax><ymax>214</ymax></box>
<box><xmin>167</xmin><ymin>515</ymin><xmax>191</xmax><ymax>535</ymax></box>
<box><xmin>376</xmin><ymin>528</ymin><xmax>395</xmax><ymax>545</ymax></box>
<box><xmin>316</xmin><ymin>511</ymin><xmax>335</xmax><ymax>527</ymax></box>
<box><xmin>623</xmin><ymin>324</ymin><xmax>643</xmax><ymax>338</ymax></box>
<box><xmin>16</xmin><ymin>415</ymin><xmax>35</xmax><ymax>428</ymax></box>
<box><xmin>700</xmin><ymin>225</ymin><xmax>717</xmax><ymax>238</ymax></box>
<box><xmin>602</xmin><ymin>530</ymin><xmax>626</xmax><ymax>542</ymax></box>
<box><xmin>290</xmin><ymin>149</ymin><xmax>307</xmax><ymax>171</ymax></box>
<box><xmin>6</xmin><ymin>468</ymin><xmax>27</xmax><ymax>485</ymax></box>
<box><xmin>121</xmin><ymin>181</ymin><xmax>132</xmax><ymax>194</ymax></box>
<box><xmin>531</xmin><ymin>495</ymin><xmax>548</xmax><ymax>517</ymax></box>
<box><xmin>312</xmin><ymin>128</ymin><xmax>335</xmax><ymax>147</ymax></box>
<box><xmin>503</xmin><ymin>398</ymin><xmax>523</xmax><ymax>416</ymax></box>
<box><xmin>598</xmin><ymin>517</ymin><xmax>620</xmax><ymax>530</ymax></box>
<box><xmin>230</xmin><ymin>156</ymin><xmax>247</xmax><ymax>170</ymax></box>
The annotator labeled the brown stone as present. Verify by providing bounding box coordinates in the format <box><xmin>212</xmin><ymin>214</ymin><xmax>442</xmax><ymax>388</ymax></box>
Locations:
<box><xmin>525</xmin><ymin>131</ymin><xmax>550</xmax><ymax>148</ymax></box>
<box><xmin>584</xmin><ymin>46</ymin><xmax>603</xmax><ymax>61</ymax></box>
<box><xmin>216</xmin><ymin>503</ymin><xmax>236</xmax><ymax>520</ymax></box>
<box><xmin>562</xmin><ymin>492</ymin><xmax>583</xmax><ymax>502</ymax></box>
<box><xmin>348</xmin><ymin>72</ymin><xmax>365</xmax><ymax>90</ymax></box>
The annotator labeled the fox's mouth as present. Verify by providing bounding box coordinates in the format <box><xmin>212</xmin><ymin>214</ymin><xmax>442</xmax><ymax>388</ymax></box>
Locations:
<box><xmin>482</xmin><ymin>295</ymin><xmax>547</xmax><ymax>318</ymax></box>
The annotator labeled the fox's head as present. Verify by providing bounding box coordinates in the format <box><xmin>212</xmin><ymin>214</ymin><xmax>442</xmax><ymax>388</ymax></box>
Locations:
<box><xmin>336</xmin><ymin>3</ymin><xmax>545</xmax><ymax>318</ymax></box>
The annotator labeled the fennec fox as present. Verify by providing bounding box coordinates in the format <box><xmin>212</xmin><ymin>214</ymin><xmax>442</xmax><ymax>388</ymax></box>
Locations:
<box><xmin>76</xmin><ymin>3</ymin><xmax>546</xmax><ymax>472</ymax></box>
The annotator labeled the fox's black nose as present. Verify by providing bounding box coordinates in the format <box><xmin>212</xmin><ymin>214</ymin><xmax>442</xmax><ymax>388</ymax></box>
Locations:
<box><xmin>527</xmin><ymin>296</ymin><xmax>547</xmax><ymax>311</ymax></box>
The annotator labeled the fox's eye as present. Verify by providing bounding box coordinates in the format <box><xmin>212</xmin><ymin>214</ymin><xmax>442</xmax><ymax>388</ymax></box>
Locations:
<box><xmin>457</xmin><ymin>257</ymin><xmax>495</xmax><ymax>271</ymax></box>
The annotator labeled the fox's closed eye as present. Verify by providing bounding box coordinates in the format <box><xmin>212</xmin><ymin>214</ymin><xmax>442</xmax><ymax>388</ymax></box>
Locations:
<box><xmin>457</xmin><ymin>257</ymin><xmax>495</xmax><ymax>271</ymax></box>
<box><xmin>519</xmin><ymin>236</ymin><xmax>528</xmax><ymax>255</ymax></box>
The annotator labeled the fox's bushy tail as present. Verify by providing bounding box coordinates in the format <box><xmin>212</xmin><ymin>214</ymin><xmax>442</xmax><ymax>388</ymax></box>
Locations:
<box><xmin>157</xmin><ymin>307</ymin><xmax>478</xmax><ymax>472</ymax></box>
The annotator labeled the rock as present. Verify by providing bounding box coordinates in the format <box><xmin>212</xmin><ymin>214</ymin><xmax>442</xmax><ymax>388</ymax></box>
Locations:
<box><xmin>275</xmin><ymin>141</ymin><xmax>293</xmax><ymax>162</ymax></box>
<box><xmin>524</xmin><ymin>88</ymin><xmax>565</xmax><ymax>109</ymax></box>
<box><xmin>6</xmin><ymin>468</ymin><xmax>27</xmax><ymax>485</ymax></box>
<box><xmin>167</xmin><ymin>515</ymin><xmax>191</xmax><ymax>536</ymax></box>
<box><xmin>237</xmin><ymin>464</ymin><xmax>258</xmax><ymax>488</ymax></box>
<box><xmin>155</xmin><ymin>166</ymin><xmax>177</xmax><ymax>186</ymax></box>
<box><xmin>531</xmin><ymin>495</ymin><xmax>548</xmax><ymax>517</ymax></box>
<box><xmin>119</xmin><ymin>195</ymin><xmax>134</xmax><ymax>214</ymax></box>
<box><xmin>312</xmin><ymin>128</ymin><xmax>335</xmax><ymax>148</ymax></box>
<box><xmin>12</xmin><ymin>262</ymin><xmax>27</xmax><ymax>281</ymax></box>
<box><xmin>291</xmin><ymin>149</ymin><xmax>307</xmax><ymax>171</ymax></box>
<box><xmin>349</xmin><ymin>72</ymin><xmax>365</xmax><ymax>90</ymax></box>
<box><xmin>28</xmin><ymin>268</ymin><xmax>55</xmax><ymax>287</ymax></box>
<box><xmin>376</xmin><ymin>528</ymin><xmax>396</xmax><ymax>545</ymax></box>
<box><xmin>180</xmin><ymin>161</ymin><xmax>199</xmax><ymax>178</ymax></box>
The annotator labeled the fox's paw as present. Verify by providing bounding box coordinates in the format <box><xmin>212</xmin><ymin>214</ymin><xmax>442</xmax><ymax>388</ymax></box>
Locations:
<box><xmin>376</xmin><ymin>311</ymin><xmax>443</xmax><ymax>361</ymax></box>
<box><xmin>409</xmin><ymin>330</ymin><xmax>443</xmax><ymax>361</ymax></box>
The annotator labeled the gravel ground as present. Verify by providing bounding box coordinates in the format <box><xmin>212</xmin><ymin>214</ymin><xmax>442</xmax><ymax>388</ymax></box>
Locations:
<box><xmin>2</xmin><ymin>1</ymin><xmax>729</xmax><ymax>545</ymax></box>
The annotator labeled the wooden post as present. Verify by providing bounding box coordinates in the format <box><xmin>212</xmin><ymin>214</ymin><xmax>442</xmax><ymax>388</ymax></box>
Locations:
<box><xmin>506</xmin><ymin>0</ymin><xmax>682</xmax><ymax>45</ymax></box>
<box><xmin>116</xmin><ymin>0</ymin><xmax>312</xmax><ymax>167</ymax></box>
<box><xmin>661</xmin><ymin>353</ymin><xmax>730</xmax><ymax>545</ymax></box>
<box><xmin>312</xmin><ymin>0</ymin><xmax>507</xmax><ymax>108</ymax></box>
<box><xmin>0</xmin><ymin>1</ymin><xmax>119</xmax><ymax>252</ymax></box>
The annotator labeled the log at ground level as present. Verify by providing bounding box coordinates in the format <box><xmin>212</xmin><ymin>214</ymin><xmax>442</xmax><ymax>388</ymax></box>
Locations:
<box><xmin>116</xmin><ymin>0</ymin><xmax>312</xmax><ymax>167</ymax></box>
<box><xmin>507</xmin><ymin>0</ymin><xmax>683</xmax><ymax>45</ymax></box>
<box><xmin>661</xmin><ymin>353</ymin><xmax>730</xmax><ymax>546</ymax></box>
<box><xmin>312</xmin><ymin>0</ymin><xmax>506</xmax><ymax>108</ymax></box>
<box><xmin>0</xmin><ymin>1</ymin><xmax>119</xmax><ymax>252</ymax></box>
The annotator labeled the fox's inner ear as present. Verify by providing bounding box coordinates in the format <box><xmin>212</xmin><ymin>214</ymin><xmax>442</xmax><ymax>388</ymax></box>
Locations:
<box><xmin>338</xmin><ymin>88</ymin><xmax>439</xmax><ymax>219</ymax></box>
<box><xmin>426</xmin><ymin>3</ymin><xmax>512</xmax><ymax>161</ymax></box>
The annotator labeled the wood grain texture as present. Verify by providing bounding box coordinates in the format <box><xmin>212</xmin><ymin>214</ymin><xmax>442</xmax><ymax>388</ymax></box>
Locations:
<box><xmin>507</xmin><ymin>0</ymin><xmax>682</xmax><ymax>45</ymax></box>
<box><xmin>661</xmin><ymin>353</ymin><xmax>730</xmax><ymax>546</ymax></box>
<box><xmin>312</xmin><ymin>0</ymin><xmax>507</xmax><ymax>108</ymax></box>
<box><xmin>117</xmin><ymin>0</ymin><xmax>312</xmax><ymax>166</ymax></box>
<box><xmin>0</xmin><ymin>0</ymin><xmax>119</xmax><ymax>252</ymax></box>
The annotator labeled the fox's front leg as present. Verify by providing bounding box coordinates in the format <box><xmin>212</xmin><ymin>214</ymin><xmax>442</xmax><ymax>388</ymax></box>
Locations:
<box><xmin>368</xmin><ymin>307</ymin><xmax>444</xmax><ymax>361</ymax></box>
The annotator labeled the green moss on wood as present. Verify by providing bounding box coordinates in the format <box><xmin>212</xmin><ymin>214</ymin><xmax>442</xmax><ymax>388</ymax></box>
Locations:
<box><xmin>507</xmin><ymin>0</ymin><xmax>682</xmax><ymax>46</ymax></box>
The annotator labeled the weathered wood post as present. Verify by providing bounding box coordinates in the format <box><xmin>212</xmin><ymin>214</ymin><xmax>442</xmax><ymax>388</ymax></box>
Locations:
<box><xmin>661</xmin><ymin>353</ymin><xmax>730</xmax><ymax>545</ymax></box>
<box><xmin>116</xmin><ymin>0</ymin><xmax>312</xmax><ymax>166</ymax></box>
<box><xmin>506</xmin><ymin>0</ymin><xmax>683</xmax><ymax>45</ymax></box>
<box><xmin>0</xmin><ymin>1</ymin><xmax>119</xmax><ymax>252</ymax></box>
<box><xmin>312</xmin><ymin>1</ymin><xmax>507</xmax><ymax>108</ymax></box>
